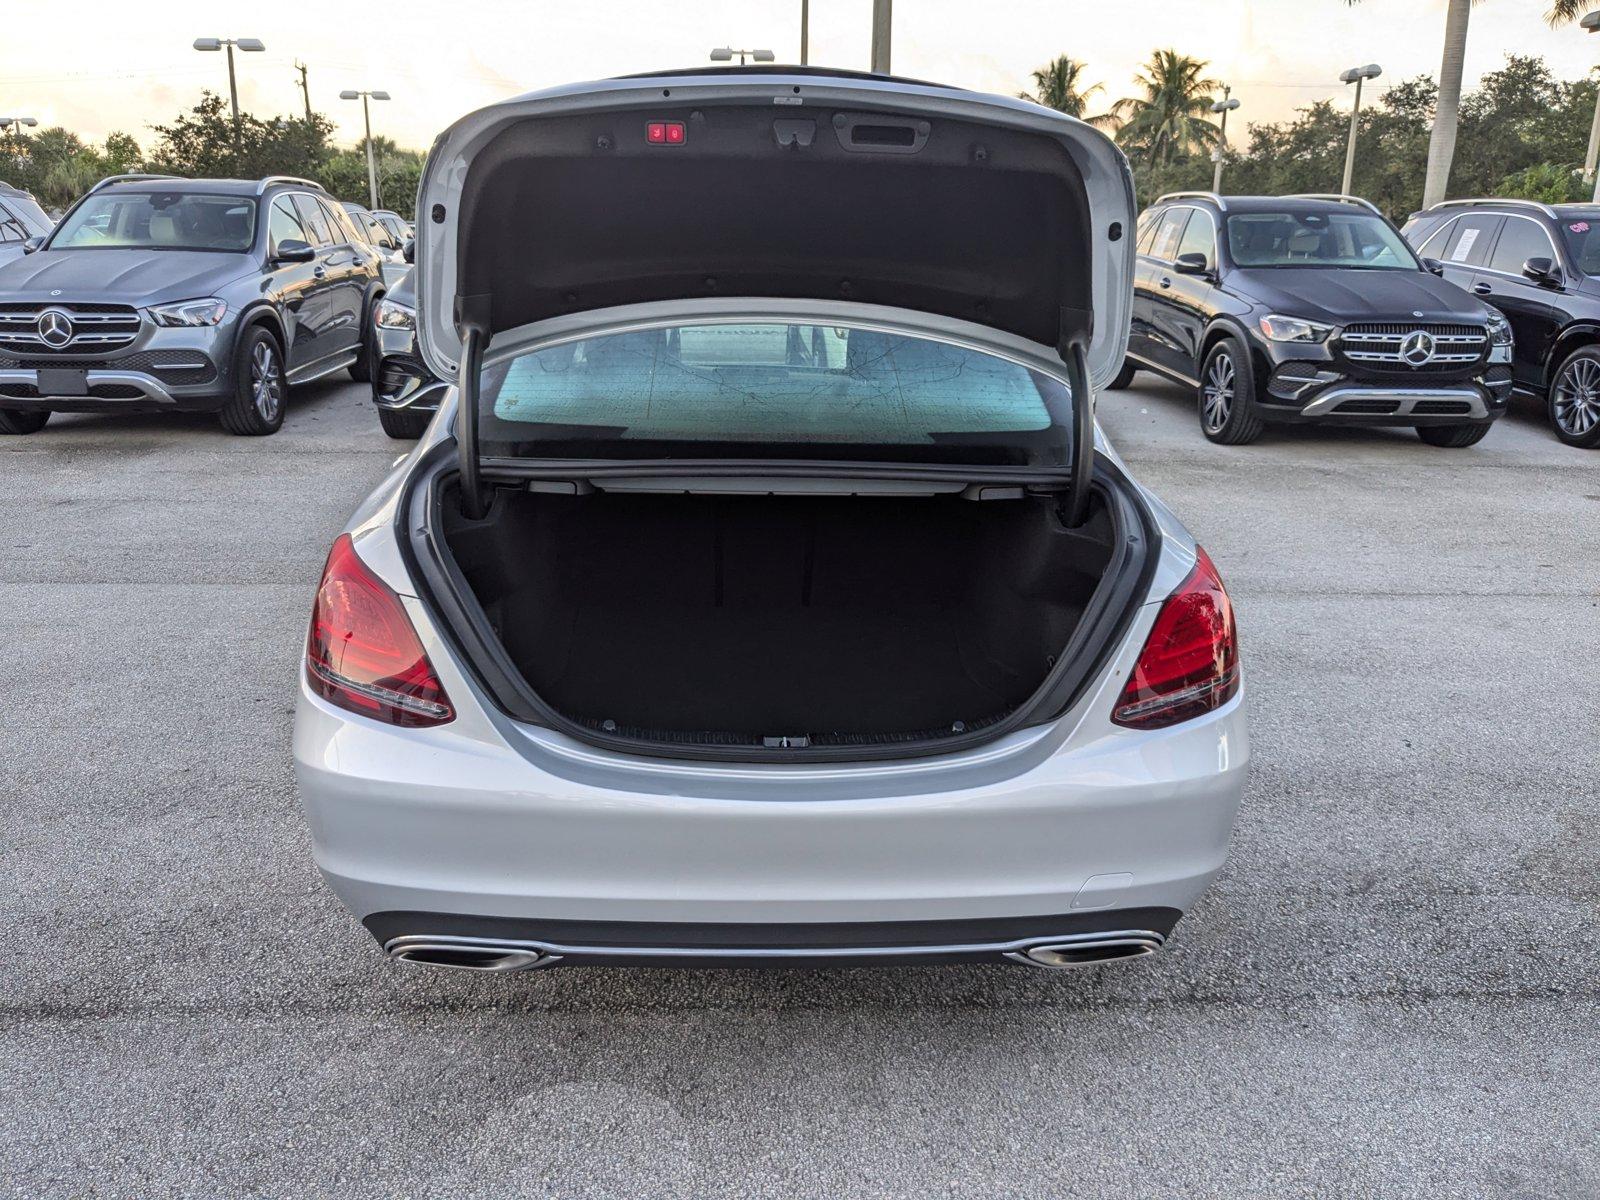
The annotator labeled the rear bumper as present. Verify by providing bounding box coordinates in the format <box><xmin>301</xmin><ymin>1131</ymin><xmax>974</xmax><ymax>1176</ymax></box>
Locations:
<box><xmin>294</xmin><ymin>656</ymin><xmax>1249</xmax><ymax>936</ymax></box>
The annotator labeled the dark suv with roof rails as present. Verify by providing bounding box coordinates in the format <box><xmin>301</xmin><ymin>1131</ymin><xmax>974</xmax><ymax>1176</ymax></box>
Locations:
<box><xmin>0</xmin><ymin>174</ymin><xmax>386</xmax><ymax>436</ymax></box>
<box><xmin>1404</xmin><ymin>198</ymin><xmax>1600</xmax><ymax>448</ymax></box>
<box><xmin>1112</xmin><ymin>192</ymin><xmax>1514</xmax><ymax>447</ymax></box>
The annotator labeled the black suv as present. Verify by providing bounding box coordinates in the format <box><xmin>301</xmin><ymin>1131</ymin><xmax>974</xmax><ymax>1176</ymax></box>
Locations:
<box><xmin>1404</xmin><ymin>198</ymin><xmax>1600</xmax><ymax>448</ymax></box>
<box><xmin>0</xmin><ymin>174</ymin><xmax>387</xmax><ymax>436</ymax></box>
<box><xmin>369</xmin><ymin>267</ymin><xmax>444</xmax><ymax>439</ymax></box>
<box><xmin>1114</xmin><ymin>193</ymin><xmax>1514</xmax><ymax>446</ymax></box>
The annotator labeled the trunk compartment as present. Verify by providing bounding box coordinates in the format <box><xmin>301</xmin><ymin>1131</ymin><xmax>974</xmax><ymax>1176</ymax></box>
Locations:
<box><xmin>437</xmin><ymin>485</ymin><xmax>1117</xmax><ymax>747</ymax></box>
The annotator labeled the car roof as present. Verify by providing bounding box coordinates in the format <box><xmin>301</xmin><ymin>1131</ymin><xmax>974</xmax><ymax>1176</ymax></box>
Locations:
<box><xmin>1416</xmin><ymin>199</ymin><xmax>1600</xmax><ymax>222</ymax></box>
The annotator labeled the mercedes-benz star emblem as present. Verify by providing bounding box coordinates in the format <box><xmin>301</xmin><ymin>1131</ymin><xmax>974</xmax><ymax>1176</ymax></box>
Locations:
<box><xmin>36</xmin><ymin>308</ymin><xmax>74</xmax><ymax>349</ymax></box>
<box><xmin>1400</xmin><ymin>329</ymin><xmax>1436</xmax><ymax>367</ymax></box>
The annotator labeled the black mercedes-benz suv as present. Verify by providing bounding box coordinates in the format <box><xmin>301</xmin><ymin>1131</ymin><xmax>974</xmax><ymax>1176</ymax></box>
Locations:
<box><xmin>1404</xmin><ymin>198</ymin><xmax>1600</xmax><ymax>448</ymax></box>
<box><xmin>1113</xmin><ymin>193</ymin><xmax>1514</xmax><ymax>446</ymax></box>
<box><xmin>0</xmin><ymin>174</ymin><xmax>387</xmax><ymax>436</ymax></box>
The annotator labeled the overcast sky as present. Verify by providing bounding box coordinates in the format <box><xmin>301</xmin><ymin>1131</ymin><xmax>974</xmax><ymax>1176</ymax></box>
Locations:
<box><xmin>2</xmin><ymin>0</ymin><xmax>1592</xmax><ymax>152</ymax></box>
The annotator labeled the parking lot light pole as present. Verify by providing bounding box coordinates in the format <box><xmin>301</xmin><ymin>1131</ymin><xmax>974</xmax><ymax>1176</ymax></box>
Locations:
<box><xmin>340</xmin><ymin>89</ymin><xmax>391</xmax><ymax>211</ymax></box>
<box><xmin>710</xmin><ymin>47</ymin><xmax>776</xmax><ymax>65</ymax></box>
<box><xmin>1339</xmin><ymin>63</ymin><xmax>1382</xmax><ymax>197</ymax></box>
<box><xmin>1211</xmin><ymin>90</ymin><xmax>1239</xmax><ymax>193</ymax></box>
<box><xmin>1582</xmin><ymin>12</ymin><xmax>1600</xmax><ymax>202</ymax></box>
<box><xmin>0</xmin><ymin>116</ymin><xmax>39</xmax><ymax>144</ymax></box>
<box><xmin>192</xmin><ymin>37</ymin><xmax>266</xmax><ymax>126</ymax></box>
<box><xmin>871</xmin><ymin>0</ymin><xmax>892</xmax><ymax>74</ymax></box>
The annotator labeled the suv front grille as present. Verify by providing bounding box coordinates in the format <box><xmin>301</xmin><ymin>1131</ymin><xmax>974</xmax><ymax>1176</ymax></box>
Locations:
<box><xmin>1336</xmin><ymin>323</ymin><xmax>1487</xmax><ymax>370</ymax></box>
<box><xmin>0</xmin><ymin>303</ymin><xmax>142</xmax><ymax>354</ymax></box>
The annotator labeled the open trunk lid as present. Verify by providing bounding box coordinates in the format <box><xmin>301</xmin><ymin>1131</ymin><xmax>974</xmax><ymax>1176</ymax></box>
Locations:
<box><xmin>415</xmin><ymin>69</ymin><xmax>1134</xmax><ymax>524</ymax></box>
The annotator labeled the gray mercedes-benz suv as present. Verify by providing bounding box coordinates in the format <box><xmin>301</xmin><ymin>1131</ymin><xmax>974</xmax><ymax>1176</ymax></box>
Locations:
<box><xmin>0</xmin><ymin>174</ymin><xmax>386</xmax><ymax>435</ymax></box>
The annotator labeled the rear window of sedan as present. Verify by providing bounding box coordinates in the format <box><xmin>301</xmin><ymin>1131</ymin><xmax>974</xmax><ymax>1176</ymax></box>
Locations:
<box><xmin>478</xmin><ymin>320</ymin><xmax>1074</xmax><ymax>467</ymax></box>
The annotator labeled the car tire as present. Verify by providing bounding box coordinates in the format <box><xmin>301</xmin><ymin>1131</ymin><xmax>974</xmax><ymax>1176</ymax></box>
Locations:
<box><xmin>348</xmin><ymin>297</ymin><xmax>380</xmax><ymax>383</ymax></box>
<box><xmin>1198</xmin><ymin>339</ymin><xmax>1264</xmax><ymax>445</ymax></box>
<box><xmin>0</xmin><ymin>408</ymin><xmax>50</xmax><ymax>435</ymax></box>
<box><xmin>218</xmin><ymin>326</ymin><xmax>287</xmax><ymax>437</ymax></box>
<box><xmin>1104</xmin><ymin>359</ymin><xmax>1137</xmax><ymax>391</ymax></box>
<box><xmin>1547</xmin><ymin>346</ymin><xmax>1600</xmax><ymax>449</ymax></box>
<box><xmin>1415</xmin><ymin>422</ymin><xmax>1491</xmax><ymax>448</ymax></box>
<box><xmin>378</xmin><ymin>406</ymin><xmax>432</xmax><ymax>439</ymax></box>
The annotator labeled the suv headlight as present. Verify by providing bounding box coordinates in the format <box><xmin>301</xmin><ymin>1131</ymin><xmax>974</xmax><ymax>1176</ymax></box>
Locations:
<box><xmin>1258</xmin><ymin>314</ymin><xmax>1334</xmax><ymax>344</ymax></box>
<box><xmin>147</xmin><ymin>298</ymin><xmax>228</xmax><ymax>327</ymax></box>
<box><xmin>1486</xmin><ymin>314</ymin><xmax>1513</xmax><ymax>347</ymax></box>
<box><xmin>375</xmin><ymin>298</ymin><xmax>416</xmax><ymax>330</ymax></box>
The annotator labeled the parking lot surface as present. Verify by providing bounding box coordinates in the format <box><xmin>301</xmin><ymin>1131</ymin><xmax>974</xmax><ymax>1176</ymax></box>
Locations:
<box><xmin>3</xmin><ymin>377</ymin><xmax>1596</xmax><ymax>1199</ymax></box>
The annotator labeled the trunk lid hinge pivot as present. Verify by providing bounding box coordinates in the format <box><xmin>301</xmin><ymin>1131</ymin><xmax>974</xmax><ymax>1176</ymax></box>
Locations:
<box><xmin>455</xmin><ymin>295</ymin><xmax>492</xmax><ymax>520</ymax></box>
<box><xmin>1059</xmin><ymin>336</ymin><xmax>1095</xmax><ymax>529</ymax></box>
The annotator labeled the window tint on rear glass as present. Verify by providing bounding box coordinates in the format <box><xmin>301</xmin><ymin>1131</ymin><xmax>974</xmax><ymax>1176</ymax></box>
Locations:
<box><xmin>1559</xmin><ymin>214</ymin><xmax>1600</xmax><ymax>275</ymax></box>
<box><xmin>479</xmin><ymin>321</ymin><xmax>1074</xmax><ymax>467</ymax></box>
<box><xmin>1485</xmin><ymin>216</ymin><xmax>1555</xmax><ymax>277</ymax></box>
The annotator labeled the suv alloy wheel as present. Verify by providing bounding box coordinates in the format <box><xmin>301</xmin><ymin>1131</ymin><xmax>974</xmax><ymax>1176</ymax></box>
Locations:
<box><xmin>219</xmin><ymin>326</ymin><xmax>286</xmax><ymax>436</ymax></box>
<box><xmin>1199</xmin><ymin>340</ymin><xmax>1264</xmax><ymax>445</ymax></box>
<box><xmin>1550</xmin><ymin>346</ymin><xmax>1600</xmax><ymax>449</ymax></box>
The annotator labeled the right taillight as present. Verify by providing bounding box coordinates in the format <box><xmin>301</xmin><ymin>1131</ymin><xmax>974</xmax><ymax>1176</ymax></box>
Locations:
<box><xmin>1111</xmin><ymin>547</ymin><xmax>1239</xmax><ymax>730</ymax></box>
<box><xmin>305</xmin><ymin>534</ymin><xmax>454</xmax><ymax>727</ymax></box>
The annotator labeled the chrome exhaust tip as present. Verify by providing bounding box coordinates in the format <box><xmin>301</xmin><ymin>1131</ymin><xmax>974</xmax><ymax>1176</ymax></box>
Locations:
<box><xmin>1003</xmin><ymin>932</ymin><xmax>1163</xmax><ymax>970</ymax></box>
<box><xmin>386</xmin><ymin>936</ymin><xmax>562</xmax><ymax>973</ymax></box>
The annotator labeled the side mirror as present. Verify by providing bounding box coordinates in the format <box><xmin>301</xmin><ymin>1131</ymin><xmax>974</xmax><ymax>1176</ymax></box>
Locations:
<box><xmin>1421</xmin><ymin>257</ymin><xmax>1445</xmax><ymax>276</ymax></box>
<box><xmin>273</xmin><ymin>239</ymin><xmax>316</xmax><ymax>264</ymax></box>
<box><xmin>21</xmin><ymin>236</ymin><xmax>43</xmax><ymax>255</ymax></box>
<box><xmin>402</xmin><ymin>237</ymin><xmax>415</xmax><ymax>264</ymax></box>
<box><xmin>1522</xmin><ymin>256</ymin><xmax>1561</xmax><ymax>287</ymax></box>
<box><xmin>1172</xmin><ymin>251</ymin><xmax>1209</xmax><ymax>276</ymax></box>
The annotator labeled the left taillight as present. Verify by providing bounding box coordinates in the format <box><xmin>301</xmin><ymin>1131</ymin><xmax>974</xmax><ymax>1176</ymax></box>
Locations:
<box><xmin>1111</xmin><ymin>547</ymin><xmax>1239</xmax><ymax>730</ymax></box>
<box><xmin>305</xmin><ymin>533</ymin><xmax>453</xmax><ymax>727</ymax></box>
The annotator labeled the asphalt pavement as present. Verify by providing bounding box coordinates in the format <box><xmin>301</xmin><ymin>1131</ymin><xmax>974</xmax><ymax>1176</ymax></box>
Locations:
<box><xmin>2</xmin><ymin>374</ymin><xmax>1596</xmax><ymax>1198</ymax></box>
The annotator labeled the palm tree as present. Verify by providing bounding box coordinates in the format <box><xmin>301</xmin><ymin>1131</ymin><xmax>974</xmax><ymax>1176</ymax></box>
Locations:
<box><xmin>1020</xmin><ymin>56</ymin><xmax>1115</xmax><ymax>127</ymax></box>
<box><xmin>1345</xmin><ymin>1</ymin><xmax>1585</xmax><ymax>207</ymax></box>
<box><xmin>1111</xmin><ymin>50</ymin><xmax>1223</xmax><ymax>165</ymax></box>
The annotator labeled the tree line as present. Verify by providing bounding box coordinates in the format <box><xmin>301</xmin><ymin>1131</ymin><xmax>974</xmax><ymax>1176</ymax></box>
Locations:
<box><xmin>0</xmin><ymin>92</ymin><xmax>425</xmax><ymax>218</ymax></box>
<box><xmin>1022</xmin><ymin>50</ymin><xmax>1598</xmax><ymax>219</ymax></box>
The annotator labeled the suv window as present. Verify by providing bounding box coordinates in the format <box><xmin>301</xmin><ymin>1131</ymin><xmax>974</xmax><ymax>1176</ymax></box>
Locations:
<box><xmin>1175</xmin><ymin>210</ymin><xmax>1215</xmax><ymax>266</ymax></box>
<box><xmin>1486</xmin><ymin>215</ymin><xmax>1556</xmax><ymax>277</ymax></box>
<box><xmin>320</xmin><ymin>199</ymin><xmax>357</xmax><ymax>245</ymax></box>
<box><xmin>268</xmin><ymin>198</ymin><xmax>308</xmax><ymax>255</ymax></box>
<box><xmin>291</xmin><ymin>194</ymin><xmax>334</xmax><ymax>247</ymax></box>
<box><xmin>1557</xmin><ymin>214</ymin><xmax>1600</xmax><ymax>275</ymax></box>
<box><xmin>1433</xmin><ymin>214</ymin><xmax>1502</xmax><ymax>267</ymax></box>
<box><xmin>0</xmin><ymin>207</ymin><xmax>26</xmax><ymax>243</ymax></box>
<box><xmin>1135</xmin><ymin>209</ymin><xmax>1161</xmax><ymax>254</ymax></box>
<box><xmin>1148</xmin><ymin>209</ymin><xmax>1189</xmax><ymax>262</ymax></box>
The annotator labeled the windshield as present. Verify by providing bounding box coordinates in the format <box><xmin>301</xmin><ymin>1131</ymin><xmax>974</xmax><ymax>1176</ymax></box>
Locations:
<box><xmin>1558</xmin><ymin>215</ymin><xmax>1600</xmax><ymax>275</ymax></box>
<box><xmin>1226</xmin><ymin>211</ymin><xmax>1417</xmax><ymax>270</ymax></box>
<box><xmin>50</xmin><ymin>191</ymin><xmax>257</xmax><ymax>252</ymax></box>
<box><xmin>479</xmin><ymin>320</ymin><xmax>1073</xmax><ymax>466</ymax></box>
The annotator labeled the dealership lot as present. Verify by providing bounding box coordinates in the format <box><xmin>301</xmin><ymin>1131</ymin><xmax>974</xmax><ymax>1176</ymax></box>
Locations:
<box><xmin>2</xmin><ymin>376</ymin><xmax>1596</xmax><ymax>1197</ymax></box>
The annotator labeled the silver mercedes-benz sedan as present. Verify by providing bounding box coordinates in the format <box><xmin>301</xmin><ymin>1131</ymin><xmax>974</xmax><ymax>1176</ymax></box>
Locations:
<box><xmin>293</xmin><ymin>69</ymin><xmax>1248</xmax><ymax>974</ymax></box>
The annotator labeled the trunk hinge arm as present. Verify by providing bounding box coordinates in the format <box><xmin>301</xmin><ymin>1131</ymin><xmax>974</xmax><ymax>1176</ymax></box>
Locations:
<box><xmin>1060</xmin><ymin>338</ymin><xmax>1095</xmax><ymax>528</ymax></box>
<box><xmin>455</xmin><ymin>305</ymin><xmax>490</xmax><ymax>520</ymax></box>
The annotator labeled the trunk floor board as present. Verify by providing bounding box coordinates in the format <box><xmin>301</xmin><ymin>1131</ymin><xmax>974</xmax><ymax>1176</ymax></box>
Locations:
<box><xmin>530</xmin><ymin>601</ymin><xmax>1027</xmax><ymax>737</ymax></box>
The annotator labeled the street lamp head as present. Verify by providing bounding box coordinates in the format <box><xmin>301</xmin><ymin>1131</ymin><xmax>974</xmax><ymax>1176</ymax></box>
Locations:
<box><xmin>339</xmin><ymin>90</ymin><xmax>361</xmax><ymax>100</ymax></box>
<box><xmin>236</xmin><ymin>38</ymin><xmax>266</xmax><ymax>52</ymax></box>
<box><xmin>1211</xmin><ymin>97</ymin><xmax>1240</xmax><ymax>113</ymax></box>
<box><xmin>370</xmin><ymin>91</ymin><xmax>391</xmax><ymax>101</ymax></box>
<box><xmin>1340</xmin><ymin>63</ymin><xmax>1383</xmax><ymax>83</ymax></box>
<box><xmin>1582</xmin><ymin>10</ymin><xmax>1600</xmax><ymax>31</ymax></box>
<box><xmin>193</xmin><ymin>37</ymin><xmax>221</xmax><ymax>51</ymax></box>
<box><xmin>752</xmin><ymin>50</ymin><xmax>776</xmax><ymax>62</ymax></box>
<box><xmin>710</xmin><ymin>48</ymin><xmax>734</xmax><ymax>61</ymax></box>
